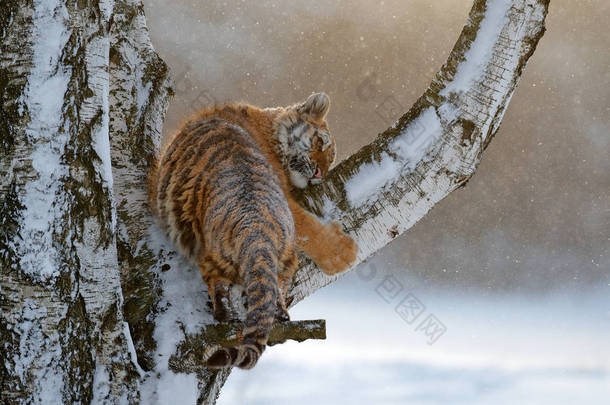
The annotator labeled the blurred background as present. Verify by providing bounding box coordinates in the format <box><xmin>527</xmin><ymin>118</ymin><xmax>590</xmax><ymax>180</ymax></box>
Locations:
<box><xmin>143</xmin><ymin>0</ymin><xmax>609</xmax><ymax>403</ymax></box>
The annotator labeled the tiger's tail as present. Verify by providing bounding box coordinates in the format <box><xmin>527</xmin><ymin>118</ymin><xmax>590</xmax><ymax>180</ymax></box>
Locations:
<box><xmin>206</xmin><ymin>237</ymin><xmax>279</xmax><ymax>369</ymax></box>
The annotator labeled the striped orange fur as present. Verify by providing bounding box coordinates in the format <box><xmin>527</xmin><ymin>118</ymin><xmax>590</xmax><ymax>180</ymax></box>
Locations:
<box><xmin>149</xmin><ymin>93</ymin><xmax>358</xmax><ymax>369</ymax></box>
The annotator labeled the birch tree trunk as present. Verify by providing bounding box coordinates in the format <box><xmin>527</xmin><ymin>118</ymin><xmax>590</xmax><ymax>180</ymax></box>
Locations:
<box><xmin>0</xmin><ymin>0</ymin><xmax>549</xmax><ymax>403</ymax></box>
<box><xmin>0</xmin><ymin>0</ymin><xmax>139</xmax><ymax>403</ymax></box>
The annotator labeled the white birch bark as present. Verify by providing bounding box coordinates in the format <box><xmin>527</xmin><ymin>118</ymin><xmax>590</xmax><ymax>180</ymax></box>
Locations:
<box><xmin>1</xmin><ymin>0</ymin><xmax>139</xmax><ymax>403</ymax></box>
<box><xmin>0</xmin><ymin>0</ymin><xmax>549</xmax><ymax>403</ymax></box>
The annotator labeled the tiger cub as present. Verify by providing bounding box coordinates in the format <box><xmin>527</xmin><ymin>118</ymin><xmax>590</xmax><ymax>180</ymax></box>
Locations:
<box><xmin>148</xmin><ymin>93</ymin><xmax>358</xmax><ymax>369</ymax></box>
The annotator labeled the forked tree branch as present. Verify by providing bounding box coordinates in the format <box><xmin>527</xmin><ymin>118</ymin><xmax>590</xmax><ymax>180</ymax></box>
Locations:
<box><xmin>108</xmin><ymin>0</ymin><xmax>549</xmax><ymax>403</ymax></box>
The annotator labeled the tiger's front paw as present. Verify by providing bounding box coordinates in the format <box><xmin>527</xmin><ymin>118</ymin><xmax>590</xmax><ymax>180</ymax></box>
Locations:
<box><xmin>315</xmin><ymin>222</ymin><xmax>358</xmax><ymax>275</ymax></box>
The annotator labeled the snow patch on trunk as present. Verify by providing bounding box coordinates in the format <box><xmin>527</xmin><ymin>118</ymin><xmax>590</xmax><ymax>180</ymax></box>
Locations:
<box><xmin>139</xmin><ymin>226</ymin><xmax>213</xmax><ymax>405</ymax></box>
<box><xmin>99</xmin><ymin>0</ymin><xmax>115</xmax><ymax>23</ymax></box>
<box><xmin>123</xmin><ymin>321</ymin><xmax>146</xmax><ymax>376</ymax></box>
<box><xmin>14</xmin><ymin>299</ymin><xmax>64</xmax><ymax>405</ymax></box>
<box><xmin>89</xmin><ymin>31</ymin><xmax>117</xmax><ymax>231</ymax></box>
<box><xmin>16</xmin><ymin>0</ymin><xmax>71</xmax><ymax>280</ymax></box>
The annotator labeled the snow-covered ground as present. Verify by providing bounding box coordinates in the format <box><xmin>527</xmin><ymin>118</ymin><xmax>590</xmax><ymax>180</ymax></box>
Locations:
<box><xmin>218</xmin><ymin>269</ymin><xmax>610</xmax><ymax>404</ymax></box>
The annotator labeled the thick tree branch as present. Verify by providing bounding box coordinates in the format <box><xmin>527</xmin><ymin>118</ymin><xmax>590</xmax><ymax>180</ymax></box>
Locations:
<box><xmin>170</xmin><ymin>320</ymin><xmax>326</xmax><ymax>372</ymax></box>
<box><xmin>201</xmin><ymin>320</ymin><xmax>326</xmax><ymax>347</ymax></box>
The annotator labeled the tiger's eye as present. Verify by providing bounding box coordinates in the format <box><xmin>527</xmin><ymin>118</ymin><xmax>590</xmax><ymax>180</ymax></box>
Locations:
<box><xmin>313</xmin><ymin>135</ymin><xmax>324</xmax><ymax>150</ymax></box>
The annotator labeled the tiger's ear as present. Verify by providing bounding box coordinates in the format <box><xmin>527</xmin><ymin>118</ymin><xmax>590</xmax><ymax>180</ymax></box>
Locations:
<box><xmin>297</xmin><ymin>92</ymin><xmax>330</xmax><ymax>122</ymax></box>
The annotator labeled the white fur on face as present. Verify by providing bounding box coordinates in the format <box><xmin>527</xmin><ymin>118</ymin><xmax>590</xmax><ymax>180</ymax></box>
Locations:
<box><xmin>289</xmin><ymin>169</ymin><xmax>309</xmax><ymax>189</ymax></box>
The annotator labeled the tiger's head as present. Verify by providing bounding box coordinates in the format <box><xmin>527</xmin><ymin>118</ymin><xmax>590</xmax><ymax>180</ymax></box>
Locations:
<box><xmin>272</xmin><ymin>92</ymin><xmax>337</xmax><ymax>189</ymax></box>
